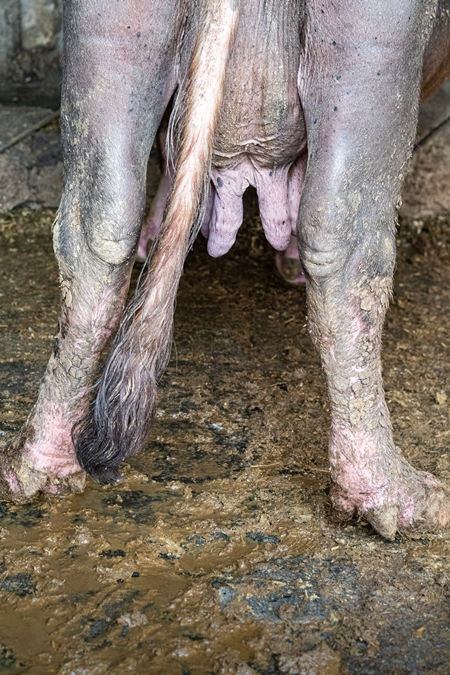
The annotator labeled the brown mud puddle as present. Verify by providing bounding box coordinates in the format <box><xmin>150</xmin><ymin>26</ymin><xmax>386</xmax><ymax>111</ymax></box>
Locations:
<box><xmin>0</xmin><ymin>202</ymin><xmax>449</xmax><ymax>674</ymax></box>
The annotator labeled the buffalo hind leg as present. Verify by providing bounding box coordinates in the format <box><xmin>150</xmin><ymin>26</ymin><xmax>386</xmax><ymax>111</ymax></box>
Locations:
<box><xmin>298</xmin><ymin>0</ymin><xmax>450</xmax><ymax>538</ymax></box>
<box><xmin>0</xmin><ymin>0</ymin><xmax>180</xmax><ymax>502</ymax></box>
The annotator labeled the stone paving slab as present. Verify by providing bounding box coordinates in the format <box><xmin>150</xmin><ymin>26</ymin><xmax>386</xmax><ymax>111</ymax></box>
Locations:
<box><xmin>0</xmin><ymin>104</ymin><xmax>62</xmax><ymax>213</ymax></box>
<box><xmin>0</xmin><ymin>105</ymin><xmax>58</xmax><ymax>153</ymax></box>
<box><xmin>417</xmin><ymin>78</ymin><xmax>450</xmax><ymax>142</ymax></box>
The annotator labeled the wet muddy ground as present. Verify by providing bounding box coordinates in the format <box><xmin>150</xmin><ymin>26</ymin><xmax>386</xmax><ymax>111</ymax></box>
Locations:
<box><xmin>0</xmin><ymin>148</ymin><xmax>450</xmax><ymax>671</ymax></box>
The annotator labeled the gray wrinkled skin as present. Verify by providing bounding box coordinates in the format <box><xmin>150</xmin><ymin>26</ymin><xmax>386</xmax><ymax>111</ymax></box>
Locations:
<box><xmin>1</xmin><ymin>0</ymin><xmax>450</xmax><ymax>539</ymax></box>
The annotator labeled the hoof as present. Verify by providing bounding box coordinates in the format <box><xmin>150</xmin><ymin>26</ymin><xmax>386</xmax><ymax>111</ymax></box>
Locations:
<box><xmin>330</xmin><ymin>464</ymin><xmax>450</xmax><ymax>540</ymax></box>
<box><xmin>0</xmin><ymin>441</ymin><xmax>86</xmax><ymax>504</ymax></box>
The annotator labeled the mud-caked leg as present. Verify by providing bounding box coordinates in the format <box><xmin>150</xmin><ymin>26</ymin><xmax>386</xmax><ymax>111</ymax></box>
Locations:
<box><xmin>0</xmin><ymin>0</ymin><xmax>180</xmax><ymax>502</ymax></box>
<box><xmin>298</xmin><ymin>0</ymin><xmax>450</xmax><ymax>538</ymax></box>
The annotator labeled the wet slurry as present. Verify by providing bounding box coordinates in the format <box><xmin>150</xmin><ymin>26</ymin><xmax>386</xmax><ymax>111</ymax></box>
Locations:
<box><xmin>0</xmin><ymin>202</ymin><xmax>449</xmax><ymax>673</ymax></box>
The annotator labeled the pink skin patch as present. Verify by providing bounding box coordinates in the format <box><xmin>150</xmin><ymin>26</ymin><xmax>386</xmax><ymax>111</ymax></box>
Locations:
<box><xmin>329</xmin><ymin>421</ymin><xmax>448</xmax><ymax>534</ymax></box>
<box><xmin>330</xmin><ymin>427</ymin><xmax>388</xmax><ymax>504</ymax></box>
<box><xmin>137</xmin><ymin>168</ymin><xmax>172</xmax><ymax>262</ymax></box>
<box><xmin>4</xmin><ymin>469</ymin><xmax>20</xmax><ymax>494</ymax></box>
<box><xmin>397</xmin><ymin>497</ymin><xmax>416</xmax><ymax>529</ymax></box>
<box><xmin>25</xmin><ymin>408</ymin><xmax>81</xmax><ymax>475</ymax></box>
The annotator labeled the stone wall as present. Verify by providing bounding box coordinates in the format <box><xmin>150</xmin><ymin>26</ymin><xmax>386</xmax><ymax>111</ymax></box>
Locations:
<box><xmin>0</xmin><ymin>0</ymin><xmax>62</xmax><ymax>84</ymax></box>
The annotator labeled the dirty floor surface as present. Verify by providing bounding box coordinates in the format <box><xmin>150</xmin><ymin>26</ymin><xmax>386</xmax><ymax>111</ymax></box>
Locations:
<box><xmin>0</xmin><ymin>194</ymin><xmax>449</xmax><ymax>674</ymax></box>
